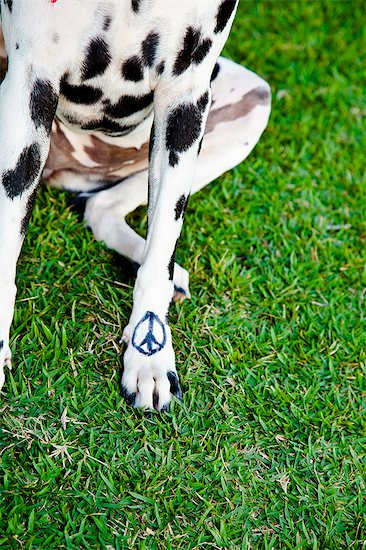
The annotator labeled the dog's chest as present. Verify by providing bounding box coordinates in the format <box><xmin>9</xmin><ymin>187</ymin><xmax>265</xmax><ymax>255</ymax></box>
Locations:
<box><xmin>52</xmin><ymin>0</ymin><xmax>217</xmax><ymax>137</ymax></box>
<box><xmin>1</xmin><ymin>0</ymin><xmax>226</xmax><ymax>137</ymax></box>
<box><xmin>56</xmin><ymin>19</ymin><xmax>163</xmax><ymax>136</ymax></box>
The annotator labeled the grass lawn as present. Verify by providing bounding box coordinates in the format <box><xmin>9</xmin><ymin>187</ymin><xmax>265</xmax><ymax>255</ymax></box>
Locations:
<box><xmin>1</xmin><ymin>1</ymin><xmax>365</xmax><ymax>548</ymax></box>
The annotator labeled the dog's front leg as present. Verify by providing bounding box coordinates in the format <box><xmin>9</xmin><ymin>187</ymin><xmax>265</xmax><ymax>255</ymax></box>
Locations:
<box><xmin>0</xmin><ymin>65</ymin><xmax>58</xmax><ymax>388</ymax></box>
<box><xmin>121</xmin><ymin>83</ymin><xmax>211</xmax><ymax>412</ymax></box>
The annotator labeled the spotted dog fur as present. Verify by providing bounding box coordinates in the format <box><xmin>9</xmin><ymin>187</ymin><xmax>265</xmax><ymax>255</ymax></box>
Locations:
<box><xmin>0</xmin><ymin>0</ymin><xmax>271</xmax><ymax>411</ymax></box>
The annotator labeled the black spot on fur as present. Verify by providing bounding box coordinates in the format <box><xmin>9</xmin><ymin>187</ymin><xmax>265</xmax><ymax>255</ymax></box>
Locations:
<box><xmin>214</xmin><ymin>0</ymin><xmax>237</xmax><ymax>34</ymax></box>
<box><xmin>173</xmin><ymin>27</ymin><xmax>212</xmax><ymax>76</ymax></box>
<box><xmin>197</xmin><ymin>91</ymin><xmax>209</xmax><ymax>112</ymax></box>
<box><xmin>174</xmin><ymin>194</ymin><xmax>189</xmax><ymax>221</ymax></box>
<box><xmin>2</xmin><ymin>144</ymin><xmax>41</xmax><ymax>199</ymax></box>
<box><xmin>60</xmin><ymin>75</ymin><xmax>103</xmax><ymax>105</ymax></box>
<box><xmin>52</xmin><ymin>33</ymin><xmax>60</xmax><ymax>44</ymax></box>
<box><xmin>169</xmin><ymin>151</ymin><xmax>179</xmax><ymax>167</ymax></box>
<box><xmin>168</xmin><ymin>240</ymin><xmax>178</xmax><ymax>281</ymax></box>
<box><xmin>210</xmin><ymin>62</ymin><xmax>220</xmax><ymax>82</ymax></box>
<box><xmin>21</xmin><ymin>187</ymin><xmax>38</xmax><ymax>234</ymax></box>
<box><xmin>142</xmin><ymin>32</ymin><xmax>159</xmax><ymax>67</ymax></box>
<box><xmin>131</xmin><ymin>0</ymin><xmax>141</xmax><ymax>13</ymax></box>
<box><xmin>174</xmin><ymin>27</ymin><xmax>200</xmax><ymax>75</ymax></box>
<box><xmin>149</xmin><ymin>121</ymin><xmax>156</xmax><ymax>159</ymax></box>
<box><xmin>30</xmin><ymin>78</ymin><xmax>58</xmax><ymax>134</ymax></box>
<box><xmin>0</xmin><ymin>340</ymin><xmax>3</xmax><ymax>351</ymax></box>
<box><xmin>62</xmin><ymin>113</ymin><xmax>83</xmax><ymax>127</ymax></box>
<box><xmin>82</xmin><ymin>118</ymin><xmax>136</xmax><ymax>136</ymax></box>
<box><xmin>198</xmin><ymin>136</ymin><xmax>204</xmax><ymax>155</ymax></box>
<box><xmin>81</xmin><ymin>37</ymin><xmax>111</xmax><ymax>80</ymax></box>
<box><xmin>121</xmin><ymin>56</ymin><xmax>144</xmax><ymax>82</ymax></box>
<box><xmin>175</xmin><ymin>195</ymin><xmax>186</xmax><ymax>220</ymax></box>
<box><xmin>15</xmin><ymin>43</ymin><xmax>19</xmax><ymax>50</ymax></box>
<box><xmin>166</xmin><ymin>102</ymin><xmax>203</xmax><ymax>155</ymax></box>
<box><xmin>4</xmin><ymin>0</ymin><xmax>12</xmax><ymax>12</ymax></box>
<box><xmin>193</xmin><ymin>38</ymin><xmax>213</xmax><ymax>65</ymax></box>
<box><xmin>103</xmin><ymin>15</ymin><xmax>111</xmax><ymax>31</ymax></box>
<box><xmin>104</xmin><ymin>91</ymin><xmax>153</xmax><ymax>118</ymax></box>
<box><xmin>156</xmin><ymin>61</ymin><xmax>165</xmax><ymax>75</ymax></box>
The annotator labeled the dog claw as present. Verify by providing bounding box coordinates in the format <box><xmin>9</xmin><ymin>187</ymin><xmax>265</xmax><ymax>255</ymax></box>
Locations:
<box><xmin>121</xmin><ymin>372</ymin><xmax>181</xmax><ymax>412</ymax></box>
<box><xmin>167</xmin><ymin>371</ymin><xmax>182</xmax><ymax>400</ymax></box>
<box><xmin>121</xmin><ymin>384</ymin><xmax>137</xmax><ymax>407</ymax></box>
<box><xmin>120</xmin><ymin>329</ymin><xmax>130</xmax><ymax>344</ymax></box>
<box><xmin>173</xmin><ymin>285</ymin><xmax>190</xmax><ymax>303</ymax></box>
<box><xmin>127</xmin><ymin>392</ymin><xmax>137</xmax><ymax>407</ymax></box>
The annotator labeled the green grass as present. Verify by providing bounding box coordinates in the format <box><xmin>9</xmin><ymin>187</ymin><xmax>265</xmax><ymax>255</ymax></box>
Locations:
<box><xmin>1</xmin><ymin>1</ymin><xmax>365</xmax><ymax>548</ymax></box>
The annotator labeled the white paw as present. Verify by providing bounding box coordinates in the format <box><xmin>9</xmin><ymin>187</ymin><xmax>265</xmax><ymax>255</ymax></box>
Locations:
<box><xmin>121</xmin><ymin>312</ymin><xmax>182</xmax><ymax>412</ymax></box>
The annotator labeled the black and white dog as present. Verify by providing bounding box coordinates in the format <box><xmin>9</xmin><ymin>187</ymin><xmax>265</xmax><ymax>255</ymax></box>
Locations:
<box><xmin>0</xmin><ymin>0</ymin><xmax>270</xmax><ymax>411</ymax></box>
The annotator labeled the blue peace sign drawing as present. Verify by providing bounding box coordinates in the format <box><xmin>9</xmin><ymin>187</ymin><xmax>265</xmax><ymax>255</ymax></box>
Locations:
<box><xmin>132</xmin><ymin>311</ymin><xmax>167</xmax><ymax>356</ymax></box>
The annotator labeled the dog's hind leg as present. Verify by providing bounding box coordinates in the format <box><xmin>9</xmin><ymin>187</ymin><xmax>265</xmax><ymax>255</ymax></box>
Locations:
<box><xmin>82</xmin><ymin>171</ymin><xmax>191</xmax><ymax>298</ymax></box>
<box><xmin>69</xmin><ymin>58</ymin><xmax>270</xmax><ymax>302</ymax></box>
<box><xmin>54</xmin><ymin>170</ymin><xmax>190</xmax><ymax>300</ymax></box>
<box><xmin>0</xmin><ymin>51</ymin><xmax>59</xmax><ymax>390</ymax></box>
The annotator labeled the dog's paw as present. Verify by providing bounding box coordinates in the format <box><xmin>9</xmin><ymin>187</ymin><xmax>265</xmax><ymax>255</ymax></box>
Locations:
<box><xmin>121</xmin><ymin>312</ymin><xmax>182</xmax><ymax>412</ymax></box>
<box><xmin>173</xmin><ymin>264</ymin><xmax>191</xmax><ymax>301</ymax></box>
<box><xmin>0</xmin><ymin>343</ymin><xmax>12</xmax><ymax>391</ymax></box>
<box><xmin>121</xmin><ymin>353</ymin><xmax>182</xmax><ymax>412</ymax></box>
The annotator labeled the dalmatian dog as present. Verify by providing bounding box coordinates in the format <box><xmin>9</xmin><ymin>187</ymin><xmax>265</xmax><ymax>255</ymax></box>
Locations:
<box><xmin>0</xmin><ymin>0</ymin><xmax>271</xmax><ymax>412</ymax></box>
